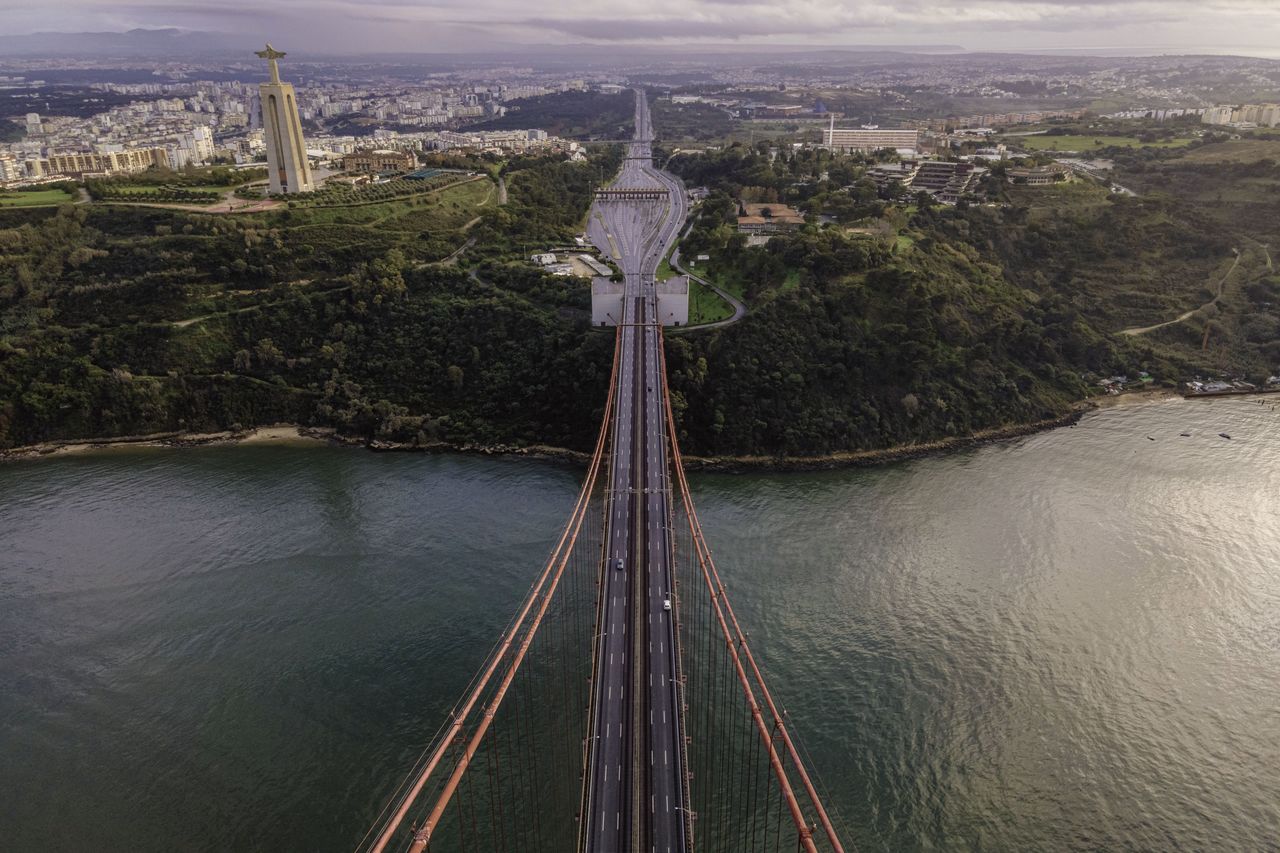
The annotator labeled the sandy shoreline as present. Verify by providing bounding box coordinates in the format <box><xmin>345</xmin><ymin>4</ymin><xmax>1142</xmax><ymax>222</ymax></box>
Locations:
<box><xmin>1088</xmin><ymin>388</ymin><xmax>1182</xmax><ymax>408</ymax></box>
<box><xmin>2</xmin><ymin>413</ymin><xmax>1082</xmax><ymax>470</ymax></box>
<box><xmin>0</xmin><ymin>424</ymin><xmax>335</xmax><ymax>461</ymax></box>
<box><xmin>0</xmin><ymin>388</ymin><xmax>1255</xmax><ymax>470</ymax></box>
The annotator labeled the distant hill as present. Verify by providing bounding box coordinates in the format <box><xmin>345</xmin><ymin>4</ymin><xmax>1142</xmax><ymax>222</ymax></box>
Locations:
<box><xmin>462</xmin><ymin>91</ymin><xmax>634</xmax><ymax>140</ymax></box>
<box><xmin>0</xmin><ymin>28</ymin><xmax>242</xmax><ymax>58</ymax></box>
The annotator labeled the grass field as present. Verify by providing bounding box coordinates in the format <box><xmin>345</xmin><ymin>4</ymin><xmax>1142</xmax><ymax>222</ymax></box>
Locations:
<box><xmin>0</xmin><ymin>188</ymin><xmax>75</xmax><ymax>207</ymax></box>
<box><xmin>232</xmin><ymin>178</ymin><xmax>498</xmax><ymax>265</ymax></box>
<box><xmin>656</xmin><ymin>256</ymin><xmax>676</xmax><ymax>280</ymax></box>
<box><xmin>1003</xmin><ymin>134</ymin><xmax>1194</xmax><ymax>151</ymax></box>
<box><xmin>687</xmin><ymin>279</ymin><xmax>734</xmax><ymax>325</ymax></box>
<box><xmin>108</xmin><ymin>185</ymin><xmax>233</xmax><ymax>196</ymax></box>
<box><xmin>1178</xmin><ymin>139</ymin><xmax>1280</xmax><ymax>164</ymax></box>
<box><xmin>278</xmin><ymin>179</ymin><xmax>491</xmax><ymax>230</ymax></box>
<box><xmin>1004</xmin><ymin>179</ymin><xmax>1114</xmax><ymax>221</ymax></box>
<box><xmin>656</xmin><ymin>246</ymin><xmax>680</xmax><ymax>281</ymax></box>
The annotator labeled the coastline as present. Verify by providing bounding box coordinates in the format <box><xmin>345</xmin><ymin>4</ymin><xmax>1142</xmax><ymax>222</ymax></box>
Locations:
<box><xmin>0</xmin><ymin>425</ymin><xmax>336</xmax><ymax>461</ymax></box>
<box><xmin>0</xmin><ymin>424</ymin><xmax>599</xmax><ymax>466</ymax></box>
<box><xmin>1088</xmin><ymin>387</ymin><xmax>1182</xmax><ymax>408</ymax></box>
<box><xmin>677</xmin><ymin>407</ymin><xmax>1091</xmax><ymax>472</ymax></box>
<box><xmin>0</xmin><ymin>387</ymin><xmax>1240</xmax><ymax>470</ymax></box>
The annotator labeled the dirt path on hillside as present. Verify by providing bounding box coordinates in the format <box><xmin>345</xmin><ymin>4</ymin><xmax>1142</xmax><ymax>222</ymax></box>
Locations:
<box><xmin>1120</xmin><ymin>248</ymin><xmax>1240</xmax><ymax>336</ymax></box>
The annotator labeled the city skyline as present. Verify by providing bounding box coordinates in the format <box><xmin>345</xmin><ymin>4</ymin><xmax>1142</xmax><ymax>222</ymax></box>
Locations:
<box><xmin>4</xmin><ymin>1</ymin><xmax>1280</xmax><ymax>58</ymax></box>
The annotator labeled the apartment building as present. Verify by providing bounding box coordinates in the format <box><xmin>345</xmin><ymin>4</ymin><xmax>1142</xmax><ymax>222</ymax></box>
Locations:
<box><xmin>45</xmin><ymin>148</ymin><xmax>169</xmax><ymax>177</ymax></box>
<box><xmin>342</xmin><ymin>148</ymin><xmax>417</xmax><ymax>173</ymax></box>
<box><xmin>824</xmin><ymin>126</ymin><xmax>919</xmax><ymax>154</ymax></box>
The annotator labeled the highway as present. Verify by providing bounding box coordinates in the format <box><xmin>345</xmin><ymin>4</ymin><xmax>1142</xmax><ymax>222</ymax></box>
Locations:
<box><xmin>582</xmin><ymin>89</ymin><xmax>690</xmax><ymax>853</ymax></box>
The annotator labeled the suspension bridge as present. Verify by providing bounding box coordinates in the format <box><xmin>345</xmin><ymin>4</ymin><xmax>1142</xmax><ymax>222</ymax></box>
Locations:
<box><xmin>357</xmin><ymin>90</ymin><xmax>848</xmax><ymax>853</ymax></box>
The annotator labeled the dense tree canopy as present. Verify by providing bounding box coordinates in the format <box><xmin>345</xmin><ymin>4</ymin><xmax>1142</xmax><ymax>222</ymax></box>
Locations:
<box><xmin>3</xmin><ymin>138</ymin><xmax>1276</xmax><ymax>457</ymax></box>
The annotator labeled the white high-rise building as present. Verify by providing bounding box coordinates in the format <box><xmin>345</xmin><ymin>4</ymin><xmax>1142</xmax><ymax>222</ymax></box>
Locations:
<box><xmin>25</xmin><ymin>113</ymin><xmax>41</xmax><ymax>136</ymax></box>
<box><xmin>189</xmin><ymin>126</ymin><xmax>215</xmax><ymax>163</ymax></box>
<box><xmin>823</xmin><ymin>120</ymin><xmax>919</xmax><ymax>154</ymax></box>
<box><xmin>255</xmin><ymin>44</ymin><xmax>314</xmax><ymax>194</ymax></box>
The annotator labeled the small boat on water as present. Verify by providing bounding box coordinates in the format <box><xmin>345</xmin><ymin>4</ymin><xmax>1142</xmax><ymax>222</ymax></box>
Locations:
<box><xmin>1219</xmin><ymin>433</ymin><xmax>1232</xmax><ymax>439</ymax></box>
<box><xmin>1180</xmin><ymin>432</ymin><xmax>1191</xmax><ymax>437</ymax></box>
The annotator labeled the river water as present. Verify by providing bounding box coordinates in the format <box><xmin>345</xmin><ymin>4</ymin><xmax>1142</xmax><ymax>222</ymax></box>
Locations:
<box><xmin>2</xmin><ymin>397</ymin><xmax>1278</xmax><ymax>851</ymax></box>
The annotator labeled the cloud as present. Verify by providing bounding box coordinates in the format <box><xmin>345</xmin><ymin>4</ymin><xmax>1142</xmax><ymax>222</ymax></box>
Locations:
<box><xmin>8</xmin><ymin>0</ymin><xmax>1280</xmax><ymax>53</ymax></box>
<box><xmin>512</xmin><ymin>0</ymin><xmax>1245</xmax><ymax>42</ymax></box>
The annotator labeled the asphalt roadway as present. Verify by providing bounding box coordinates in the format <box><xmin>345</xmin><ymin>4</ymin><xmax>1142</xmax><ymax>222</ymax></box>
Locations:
<box><xmin>582</xmin><ymin>90</ymin><xmax>690</xmax><ymax>853</ymax></box>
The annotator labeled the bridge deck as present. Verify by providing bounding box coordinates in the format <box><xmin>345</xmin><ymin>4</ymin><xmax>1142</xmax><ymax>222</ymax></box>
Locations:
<box><xmin>361</xmin><ymin>89</ymin><xmax>845</xmax><ymax>853</ymax></box>
<box><xmin>581</xmin><ymin>89</ymin><xmax>690</xmax><ymax>853</ymax></box>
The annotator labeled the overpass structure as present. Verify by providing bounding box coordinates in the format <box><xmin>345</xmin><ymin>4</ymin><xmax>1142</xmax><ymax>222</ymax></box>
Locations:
<box><xmin>359</xmin><ymin>91</ymin><xmax>847</xmax><ymax>853</ymax></box>
<box><xmin>593</xmin><ymin>188</ymin><xmax>671</xmax><ymax>202</ymax></box>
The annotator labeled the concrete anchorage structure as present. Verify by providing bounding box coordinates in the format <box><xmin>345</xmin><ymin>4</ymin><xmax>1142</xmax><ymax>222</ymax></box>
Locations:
<box><xmin>256</xmin><ymin>44</ymin><xmax>314</xmax><ymax>194</ymax></box>
<box><xmin>591</xmin><ymin>276</ymin><xmax>689</xmax><ymax>327</ymax></box>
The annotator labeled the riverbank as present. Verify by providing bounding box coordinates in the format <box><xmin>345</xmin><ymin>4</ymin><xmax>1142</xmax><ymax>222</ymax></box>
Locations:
<box><xmin>1090</xmin><ymin>387</ymin><xmax>1181</xmax><ymax>408</ymax></box>
<box><xmin>0</xmin><ymin>424</ymin><xmax>597</xmax><ymax>466</ymax></box>
<box><xmin>677</xmin><ymin>407</ymin><xmax>1090</xmax><ymax>472</ymax></box>
<box><xmin>0</xmin><ymin>387</ymin><xmax>1250</xmax><ymax>470</ymax></box>
<box><xmin>2</xmin><ymin>410</ymin><xmax>1084</xmax><ymax>470</ymax></box>
<box><xmin>0</xmin><ymin>425</ymin><xmax>333</xmax><ymax>461</ymax></box>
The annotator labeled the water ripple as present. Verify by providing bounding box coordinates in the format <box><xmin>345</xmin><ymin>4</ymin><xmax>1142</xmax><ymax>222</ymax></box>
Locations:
<box><xmin>1</xmin><ymin>399</ymin><xmax>1277</xmax><ymax>850</ymax></box>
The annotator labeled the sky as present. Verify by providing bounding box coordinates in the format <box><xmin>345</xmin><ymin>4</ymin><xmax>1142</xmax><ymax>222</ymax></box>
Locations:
<box><xmin>5</xmin><ymin>0</ymin><xmax>1280</xmax><ymax>57</ymax></box>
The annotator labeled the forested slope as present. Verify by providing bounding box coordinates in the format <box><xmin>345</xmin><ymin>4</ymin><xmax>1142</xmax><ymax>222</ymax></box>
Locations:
<box><xmin>664</xmin><ymin>229</ymin><xmax>1103</xmax><ymax>455</ymax></box>
<box><xmin>4</xmin><ymin>139</ymin><xmax>1276</xmax><ymax>458</ymax></box>
<box><xmin>0</xmin><ymin>154</ymin><xmax>616</xmax><ymax>450</ymax></box>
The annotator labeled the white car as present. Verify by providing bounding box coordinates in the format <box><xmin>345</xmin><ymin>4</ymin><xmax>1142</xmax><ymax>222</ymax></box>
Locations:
<box><xmin>663</xmin><ymin>598</ymin><xmax>671</xmax><ymax>611</ymax></box>
<box><xmin>616</xmin><ymin>558</ymin><xmax>624</xmax><ymax>571</ymax></box>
